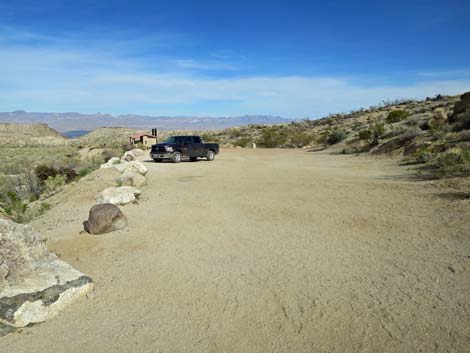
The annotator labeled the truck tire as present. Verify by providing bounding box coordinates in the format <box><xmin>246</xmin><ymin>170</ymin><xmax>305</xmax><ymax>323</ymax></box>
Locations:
<box><xmin>172</xmin><ymin>151</ymin><xmax>182</xmax><ymax>163</ymax></box>
<box><xmin>206</xmin><ymin>150</ymin><xmax>215</xmax><ymax>161</ymax></box>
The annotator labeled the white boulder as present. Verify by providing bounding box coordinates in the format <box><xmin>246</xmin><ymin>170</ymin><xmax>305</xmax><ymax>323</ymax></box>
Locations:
<box><xmin>95</xmin><ymin>186</ymin><xmax>142</xmax><ymax>205</ymax></box>
<box><xmin>100</xmin><ymin>157</ymin><xmax>122</xmax><ymax>169</ymax></box>
<box><xmin>0</xmin><ymin>220</ymin><xmax>93</xmax><ymax>333</ymax></box>
<box><xmin>124</xmin><ymin>161</ymin><xmax>148</xmax><ymax>176</ymax></box>
<box><xmin>121</xmin><ymin>151</ymin><xmax>136</xmax><ymax>162</ymax></box>
<box><xmin>118</xmin><ymin>171</ymin><xmax>146</xmax><ymax>188</ymax></box>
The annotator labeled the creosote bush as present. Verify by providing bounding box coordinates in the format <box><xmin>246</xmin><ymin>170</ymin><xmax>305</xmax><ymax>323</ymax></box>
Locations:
<box><xmin>434</xmin><ymin>148</ymin><xmax>470</xmax><ymax>177</ymax></box>
<box><xmin>358</xmin><ymin>129</ymin><xmax>372</xmax><ymax>141</ymax></box>
<box><xmin>326</xmin><ymin>129</ymin><xmax>346</xmax><ymax>145</ymax></box>
<box><xmin>0</xmin><ymin>191</ymin><xmax>29</xmax><ymax>223</ymax></box>
<box><xmin>386</xmin><ymin>110</ymin><xmax>410</xmax><ymax>123</ymax></box>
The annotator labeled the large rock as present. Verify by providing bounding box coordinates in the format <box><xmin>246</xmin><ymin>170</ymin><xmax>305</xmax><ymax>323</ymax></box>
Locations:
<box><xmin>121</xmin><ymin>151</ymin><xmax>136</xmax><ymax>162</ymax></box>
<box><xmin>0</xmin><ymin>220</ymin><xmax>93</xmax><ymax>334</ymax></box>
<box><xmin>449</xmin><ymin>92</ymin><xmax>470</xmax><ymax>130</ymax></box>
<box><xmin>100</xmin><ymin>157</ymin><xmax>122</xmax><ymax>169</ymax></box>
<box><xmin>124</xmin><ymin>161</ymin><xmax>148</xmax><ymax>176</ymax></box>
<box><xmin>113</xmin><ymin>161</ymin><xmax>130</xmax><ymax>173</ymax></box>
<box><xmin>95</xmin><ymin>186</ymin><xmax>142</xmax><ymax>205</ymax></box>
<box><xmin>118</xmin><ymin>171</ymin><xmax>146</xmax><ymax>188</ymax></box>
<box><xmin>130</xmin><ymin>148</ymin><xmax>144</xmax><ymax>156</ymax></box>
<box><xmin>83</xmin><ymin>203</ymin><xmax>127</xmax><ymax>235</ymax></box>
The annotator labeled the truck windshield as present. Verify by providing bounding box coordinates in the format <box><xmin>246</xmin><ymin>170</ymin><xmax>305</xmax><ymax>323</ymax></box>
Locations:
<box><xmin>164</xmin><ymin>137</ymin><xmax>177</xmax><ymax>143</ymax></box>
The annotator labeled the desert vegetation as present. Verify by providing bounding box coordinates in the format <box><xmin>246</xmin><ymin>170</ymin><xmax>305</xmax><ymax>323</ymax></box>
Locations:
<box><xmin>0</xmin><ymin>127</ymin><xmax>132</xmax><ymax>223</ymax></box>
<box><xmin>203</xmin><ymin>93</ymin><xmax>470</xmax><ymax>179</ymax></box>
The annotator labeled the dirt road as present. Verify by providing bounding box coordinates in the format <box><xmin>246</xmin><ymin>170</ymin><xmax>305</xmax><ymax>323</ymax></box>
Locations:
<box><xmin>3</xmin><ymin>149</ymin><xmax>470</xmax><ymax>352</ymax></box>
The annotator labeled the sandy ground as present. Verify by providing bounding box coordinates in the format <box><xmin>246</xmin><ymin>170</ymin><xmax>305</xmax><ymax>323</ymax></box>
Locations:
<box><xmin>3</xmin><ymin>148</ymin><xmax>470</xmax><ymax>353</ymax></box>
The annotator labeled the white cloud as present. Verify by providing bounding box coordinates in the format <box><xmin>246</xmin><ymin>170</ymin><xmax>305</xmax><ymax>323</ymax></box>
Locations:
<box><xmin>0</xmin><ymin>28</ymin><xmax>469</xmax><ymax>118</ymax></box>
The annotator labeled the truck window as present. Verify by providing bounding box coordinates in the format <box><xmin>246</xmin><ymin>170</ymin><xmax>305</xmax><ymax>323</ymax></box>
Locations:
<box><xmin>183</xmin><ymin>136</ymin><xmax>192</xmax><ymax>145</ymax></box>
<box><xmin>193</xmin><ymin>136</ymin><xmax>202</xmax><ymax>144</ymax></box>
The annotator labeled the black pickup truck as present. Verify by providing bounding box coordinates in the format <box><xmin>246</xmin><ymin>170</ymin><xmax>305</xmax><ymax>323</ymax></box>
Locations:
<box><xmin>150</xmin><ymin>135</ymin><xmax>219</xmax><ymax>163</ymax></box>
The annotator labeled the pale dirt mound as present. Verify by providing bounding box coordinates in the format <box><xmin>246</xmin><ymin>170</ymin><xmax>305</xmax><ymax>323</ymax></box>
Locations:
<box><xmin>2</xmin><ymin>149</ymin><xmax>469</xmax><ymax>352</ymax></box>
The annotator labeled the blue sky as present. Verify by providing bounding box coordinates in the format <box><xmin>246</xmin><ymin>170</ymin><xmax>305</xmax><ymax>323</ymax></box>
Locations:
<box><xmin>0</xmin><ymin>0</ymin><xmax>469</xmax><ymax>118</ymax></box>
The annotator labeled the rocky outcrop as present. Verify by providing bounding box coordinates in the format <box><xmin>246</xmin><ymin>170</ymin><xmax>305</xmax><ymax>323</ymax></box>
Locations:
<box><xmin>95</xmin><ymin>186</ymin><xmax>142</xmax><ymax>205</ymax></box>
<box><xmin>449</xmin><ymin>92</ymin><xmax>470</xmax><ymax>130</ymax></box>
<box><xmin>118</xmin><ymin>171</ymin><xmax>146</xmax><ymax>188</ymax></box>
<box><xmin>83</xmin><ymin>204</ymin><xmax>127</xmax><ymax>235</ymax></box>
<box><xmin>0</xmin><ymin>220</ymin><xmax>93</xmax><ymax>335</ymax></box>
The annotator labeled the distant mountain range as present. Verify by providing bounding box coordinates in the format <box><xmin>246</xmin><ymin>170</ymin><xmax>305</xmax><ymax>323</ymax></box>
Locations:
<box><xmin>0</xmin><ymin>111</ymin><xmax>291</xmax><ymax>134</ymax></box>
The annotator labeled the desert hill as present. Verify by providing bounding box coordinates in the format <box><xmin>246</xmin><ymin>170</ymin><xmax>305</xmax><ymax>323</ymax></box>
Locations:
<box><xmin>0</xmin><ymin>123</ymin><xmax>66</xmax><ymax>146</ymax></box>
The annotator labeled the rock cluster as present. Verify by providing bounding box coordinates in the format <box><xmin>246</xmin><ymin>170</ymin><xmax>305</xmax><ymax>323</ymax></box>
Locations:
<box><xmin>0</xmin><ymin>219</ymin><xmax>93</xmax><ymax>335</ymax></box>
<box><xmin>84</xmin><ymin>149</ymin><xmax>148</xmax><ymax>235</ymax></box>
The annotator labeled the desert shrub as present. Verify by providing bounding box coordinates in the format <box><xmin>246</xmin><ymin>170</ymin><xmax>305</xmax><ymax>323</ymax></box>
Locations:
<box><xmin>258</xmin><ymin>127</ymin><xmax>287</xmax><ymax>148</ymax></box>
<box><xmin>200</xmin><ymin>133</ymin><xmax>221</xmax><ymax>143</ymax></box>
<box><xmin>234</xmin><ymin>137</ymin><xmax>251</xmax><ymax>147</ymax></box>
<box><xmin>44</xmin><ymin>174</ymin><xmax>67</xmax><ymax>195</ymax></box>
<box><xmin>81</xmin><ymin>154</ymin><xmax>105</xmax><ymax>170</ymax></box>
<box><xmin>229</xmin><ymin>129</ymin><xmax>243</xmax><ymax>138</ymax></box>
<box><xmin>351</xmin><ymin>121</ymin><xmax>362</xmax><ymax>131</ymax></box>
<box><xmin>102</xmin><ymin>148</ymin><xmax>122</xmax><ymax>162</ymax></box>
<box><xmin>370</xmin><ymin>123</ymin><xmax>386</xmax><ymax>146</ymax></box>
<box><xmin>358</xmin><ymin>129</ymin><xmax>372</xmax><ymax>141</ymax></box>
<box><xmin>289</xmin><ymin>131</ymin><xmax>313</xmax><ymax>147</ymax></box>
<box><xmin>386</xmin><ymin>110</ymin><xmax>410</xmax><ymax>123</ymax></box>
<box><xmin>434</xmin><ymin>148</ymin><xmax>470</xmax><ymax>177</ymax></box>
<box><xmin>34</xmin><ymin>165</ymin><xmax>77</xmax><ymax>184</ymax></box>
<box><xmin>35</xmin><ymin>164</ymin><xmax>59</xmax><ymax>183</ymax></box>
<box><xmin>327</xmin><ymin>129</ymin><xmax>346</xmax><ymax>145</ymax></box>
<box><xmin>415</xmin><ymin>151</ymin><xmax>433</xmax><ymax>163</ymax></box>
<box><xmin>0</xmin><ymin>191</ymin><xmax>29</xmax><ymax>223</ymax></box>
<box><xmin>78</xmin><ymin>168</ymin><xmax>92</xmax><ymax>178</ymax></box>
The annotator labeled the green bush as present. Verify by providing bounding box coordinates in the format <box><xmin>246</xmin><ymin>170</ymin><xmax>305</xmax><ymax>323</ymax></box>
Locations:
<box><xmin>234</xmin><ymin>137</ymin><xmax>251</xmax><ymax>147</ymax></box>
<box><xmin>327</xmin><ymin>129</ymin><xmax>346</xmax><ymax>145</ymax></box>
<box><xmin>0</xmin><ymin>191</ymin><xmax>29</xmax><ymax>223</ymax></box>
<box><xmin>258</xmin><ymin>127</ymin><xmax>287</xmax><ymax>148</ymax></box>
<box><xmin>35</xmin><ymin>164</ymin><xmax>78</xmax><ymax>184</ymax></box>
<box><xmin>386</xmin><ymin>110</ymin><xmax>410</xmax><ymax>123</ymax></box>
<box><xmin>200</xmin><ymin>133</ymin><xmax>221</xmax><ymax>143</ymax></box>
<box><xmin>44</xmin><ymin>174</ymin><xmax>67</xmax><ymax>194</ymax></box>
<box><xmin>358</xmin><ymin>129</ymin><xmax>372</xmax><ymax>141</ymax></box>
<box><xmin>78</xmin><ymin>168</ymin><xmax>91</xmax><ymax>178</ymax></box>
<box><xmin>434</xmin><ymin>148</ymin><xmax>470</xmax><ymax>177</ymax></box>
<box><xmin>370</xmin><ymin>123</ymin><xmax>386</xmax><ymax>146</ymax></box>
<box><xmin>289</xmin><ymin>131</ymin><xmax>313</xmax><ymax>147</ymax></box>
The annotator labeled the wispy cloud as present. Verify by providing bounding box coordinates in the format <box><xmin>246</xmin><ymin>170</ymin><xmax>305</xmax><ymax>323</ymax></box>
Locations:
<box><xmin>0</xmin><ymin>27</ymin><xmax>469</xmax><ymax>118</ymax></box>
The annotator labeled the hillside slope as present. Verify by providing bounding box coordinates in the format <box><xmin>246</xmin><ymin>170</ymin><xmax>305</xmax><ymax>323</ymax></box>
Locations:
<box><xmin>0</xmin><ymin>123</ymin><xmax>66</xmax><ymax>146</ymax></box>
<box><xmin>204</xmin><ymin>93</ymin><xmax>469</xmax><ymax>178</ymax></box>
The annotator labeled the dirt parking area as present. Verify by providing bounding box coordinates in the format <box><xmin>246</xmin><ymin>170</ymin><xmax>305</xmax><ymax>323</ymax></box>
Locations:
<box><xmin>3</xmin><ymin>148</ymin><xmax>470</xmax><ymax>353</ymax></box>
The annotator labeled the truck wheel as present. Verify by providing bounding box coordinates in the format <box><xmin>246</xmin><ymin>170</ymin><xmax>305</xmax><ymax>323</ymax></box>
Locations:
<box><xmin>190</xmin><ymin>157</ymin><xmax>197</xmax><ymax>162</ymax></box>
<box><xmin>172</xmin><ymin>151</ymin><xmax>182</xmax><ymax>163</ymax></box>
<box><xmin>153</xmin><ymin>158</ymin><xmax>162</xmax><ymax>163</ymax></box>
<box><xmin>206</xmin><ymin>150</ymin><xmax>215</xmax><ymax>161</ymax></box>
